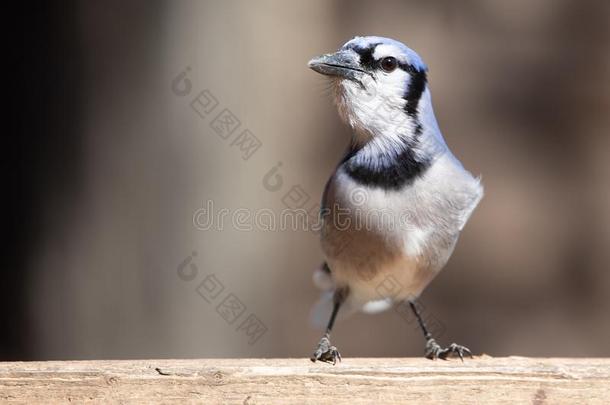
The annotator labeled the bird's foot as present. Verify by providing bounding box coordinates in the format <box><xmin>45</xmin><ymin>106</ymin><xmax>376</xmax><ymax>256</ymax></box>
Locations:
<box><xmin>310</xmin><ymin>333</ymin><xmax>341</xmax><ymax>365</ymax></box>
<box><xmin>425</xmin><ymin>338</ymin><xmax>472</xmax><ymax>361</ymax></box>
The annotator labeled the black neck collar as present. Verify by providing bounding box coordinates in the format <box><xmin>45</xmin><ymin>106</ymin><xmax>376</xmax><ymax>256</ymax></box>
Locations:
<box><xmin>340</xmin><ymin>134</ymin><xmax>430</xmax><ymax>190</ymax></box>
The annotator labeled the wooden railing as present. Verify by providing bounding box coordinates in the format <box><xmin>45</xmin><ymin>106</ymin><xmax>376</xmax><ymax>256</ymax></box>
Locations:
<box><xmin>1</xmin><ymin>357</ymin><xmax>609</xmax><ymax>404</ymax></box>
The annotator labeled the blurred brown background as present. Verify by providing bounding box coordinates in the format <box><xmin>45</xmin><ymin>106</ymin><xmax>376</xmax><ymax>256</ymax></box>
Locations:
<box><xmin>5</xmin><ymin>0</ymin><xmax>610</xmax><ymax>360</ymax></box>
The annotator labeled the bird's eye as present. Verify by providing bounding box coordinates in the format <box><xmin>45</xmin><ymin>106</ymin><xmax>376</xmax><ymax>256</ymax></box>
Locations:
<box><xmin>380</xmin><ymin>56</ymin><xmax>397</xmax><ymax>72</ymax></box>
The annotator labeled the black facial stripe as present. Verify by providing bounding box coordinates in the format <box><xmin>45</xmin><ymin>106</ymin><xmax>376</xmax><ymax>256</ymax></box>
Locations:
<box><xmin>345</xmin><ymin>43</ymin><xmax>425</xmax><ymax>76</ymax></box>
<box><xmin>347</xmin><ymin>43</ymin><xmax>380</xmax><ymax>70</ymax></box>
<box><xmin>404</xmin><ymin>70</ymin><xmax>427</xmax><ymax>117</ymax></box>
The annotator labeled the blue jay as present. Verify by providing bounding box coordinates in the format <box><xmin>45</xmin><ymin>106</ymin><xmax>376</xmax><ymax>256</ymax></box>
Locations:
<box><xmin>308</xmin><ymin>36</ymin><xmax>483</xmax><ymax>364</ymax></box>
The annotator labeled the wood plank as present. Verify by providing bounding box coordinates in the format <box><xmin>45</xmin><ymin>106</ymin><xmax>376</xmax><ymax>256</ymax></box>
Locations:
<box><xmin>1</xmin><ymin>357</ymin><xmax>609</xmax><ymax>404</ymax></box>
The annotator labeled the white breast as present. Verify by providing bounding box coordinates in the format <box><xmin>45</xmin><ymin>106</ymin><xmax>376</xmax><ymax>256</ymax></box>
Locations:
<box><xmin>324</xmin><ymin>151</ymin><xmax>483</xmax><ymax>306</ymax></box>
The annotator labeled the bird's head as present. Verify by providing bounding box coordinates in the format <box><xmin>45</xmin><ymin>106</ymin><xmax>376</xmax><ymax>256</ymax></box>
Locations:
<box><xmin>309</xmin><ymin>36</ymin><xmax>431</xmax><ymax>146</ymax></box>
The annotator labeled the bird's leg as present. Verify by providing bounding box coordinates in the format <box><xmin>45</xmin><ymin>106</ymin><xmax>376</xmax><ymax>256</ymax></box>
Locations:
<box><xmin>310</xmin><ymin>289</ymin><xmax>346</xmax><ymax>365</ymax></box>
<box><xmin>408</xmin><ymin>300</ymin><xmax>473</xmax><ymax>361</ymax></box>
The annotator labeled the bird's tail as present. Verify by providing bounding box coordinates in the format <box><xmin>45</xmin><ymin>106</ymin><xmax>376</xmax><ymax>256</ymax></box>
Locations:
<box><xmin>312</xmin><ymin>262</ymin><xmax>334</xmax><ymax>291</ymax></box>
<box><xmin>310</xmin><ymin>262</ymin><xmax>396</xmax><ymax>327</ymax></box>
<box><xmin>309</xmin><ymin>262</ymin><xmax>357</xmax><ymax>328</ymax></box>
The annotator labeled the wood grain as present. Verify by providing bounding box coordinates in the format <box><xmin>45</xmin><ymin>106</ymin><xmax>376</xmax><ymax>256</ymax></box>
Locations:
<box><xmin>1</xmin><ymin>357</ymin><xmax>609</xmax><ymax>404</ymax></box>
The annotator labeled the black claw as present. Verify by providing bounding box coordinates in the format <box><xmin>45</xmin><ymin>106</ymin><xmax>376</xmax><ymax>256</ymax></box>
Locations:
<box><xmin>311</xmin><ymin>334</ymin><xmax>341</xmax><ymax>365</ymax></box>
<box><xmin>425</xmin><ymin>338</ymin><xmax>472</xmax><ymax>361</ymax></box>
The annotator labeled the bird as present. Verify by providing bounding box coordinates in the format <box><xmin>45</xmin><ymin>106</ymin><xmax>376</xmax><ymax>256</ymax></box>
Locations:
<box><xmin>307</xmin><ymin>36</ymin><xmax>483</xmax><ymax>364</ymax></box>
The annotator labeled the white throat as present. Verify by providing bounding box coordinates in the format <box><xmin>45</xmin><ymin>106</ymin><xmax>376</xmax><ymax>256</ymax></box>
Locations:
<box><xmin>333</xmin><ymin>79</ymin><xmax>448</xmax><ymax>161</ymax></box>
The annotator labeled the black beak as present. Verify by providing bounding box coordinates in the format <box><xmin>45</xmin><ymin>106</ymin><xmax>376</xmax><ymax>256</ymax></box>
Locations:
<box><xmin>308</xmin><ymin>50</ymin><xmax>367</xmax><ymax>81</ymax></box>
